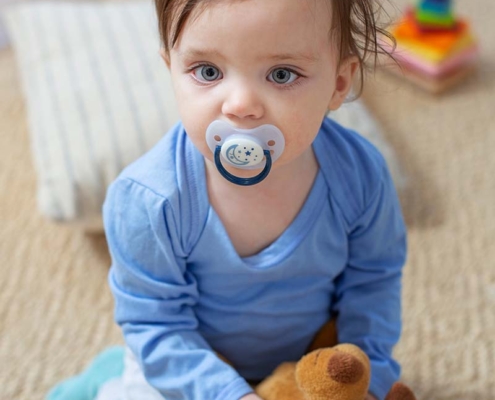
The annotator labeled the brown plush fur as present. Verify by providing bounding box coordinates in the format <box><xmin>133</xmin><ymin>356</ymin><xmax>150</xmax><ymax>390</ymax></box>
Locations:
<box><xmin>235</xmin><ymin>320</ymin><xmax>416</xmax><ymax>400</ymax></box>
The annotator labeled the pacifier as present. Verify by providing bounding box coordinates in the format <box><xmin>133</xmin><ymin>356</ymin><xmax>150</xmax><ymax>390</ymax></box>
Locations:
<box><xmin>205</xmin><ymin>120</ymin><xmax>285</xmax><ymax>186</ymax></box>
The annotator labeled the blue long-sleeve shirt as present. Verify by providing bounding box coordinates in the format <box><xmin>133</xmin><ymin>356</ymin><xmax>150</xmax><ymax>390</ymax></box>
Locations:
<box><xmin>104</xmin><ymin>117</ymin><xmax>407</xmax><ymax>400</ymax></box>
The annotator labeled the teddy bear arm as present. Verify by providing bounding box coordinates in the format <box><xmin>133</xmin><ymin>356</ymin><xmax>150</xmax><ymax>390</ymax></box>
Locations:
<box><xmin>255</xmin><ymin>362</ymin><xmax>306</xmax><ymax>400</ymax></box>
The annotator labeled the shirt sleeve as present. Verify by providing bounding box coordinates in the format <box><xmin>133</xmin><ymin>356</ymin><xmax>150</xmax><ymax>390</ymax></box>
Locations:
<box><xmin>332</xmin><ymin>164</ymin><xmax>407</xmax><ymax>400</ymax></box>
<box><xmin>103</xmin><ymin>178</ymin><xmax>253</xmax><ymax>400</ymax></box>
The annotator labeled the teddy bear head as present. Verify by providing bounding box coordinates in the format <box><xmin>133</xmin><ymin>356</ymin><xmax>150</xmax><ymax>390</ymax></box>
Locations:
<box><xmin>295</xmin><ymin>344</ymin><xmax>371</xmax><ymax>400</ymax></box>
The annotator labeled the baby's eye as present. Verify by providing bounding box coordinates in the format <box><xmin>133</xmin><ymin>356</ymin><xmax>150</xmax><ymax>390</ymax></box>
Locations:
<box><xmin>268</xmin><ymin>68</ymin><xmax>299</xmax><ymax>85</ymax></box>
<box><xmin>192</xmin><ymin>65</ymin><xmax>222</xmax><ymax>82</ymax></box>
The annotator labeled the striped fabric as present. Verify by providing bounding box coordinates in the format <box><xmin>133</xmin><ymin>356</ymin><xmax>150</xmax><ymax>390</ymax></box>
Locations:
<box><xmin>3</xmin><ymin>1</ymin><xmax>179</xmax><ymax>230</ymax></box>
<box><xmin>0</xmin><ymin>0</ymin><xmax>16</xmax><ymax>49</ymax></box>
<box><xmin>3</xmin><ymin>1</ymin><xmax>403</xmax><ymax>231</ymax></box>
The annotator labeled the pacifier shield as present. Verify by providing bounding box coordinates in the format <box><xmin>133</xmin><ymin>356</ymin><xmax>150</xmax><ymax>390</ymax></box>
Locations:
<box><xmin>205</xmin><ymin>120</ymin><xmax>285</xmax><ymax>170</ymax></box>
<box><xmin>205</xmin><ymin>120</ymin><xmax>285</xmax><ymax>186</ymax></box>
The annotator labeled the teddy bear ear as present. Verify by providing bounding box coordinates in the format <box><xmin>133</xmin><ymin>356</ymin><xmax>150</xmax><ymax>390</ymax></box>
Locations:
<box><xmin>327</xmin><ymin>351</ymin><xmax>365</xmax><ymax>384</ymax></box>
<box><xmin>384</xmin><ymin>382</ymin><xmax>417</xmax><ymax>400</ymax></box>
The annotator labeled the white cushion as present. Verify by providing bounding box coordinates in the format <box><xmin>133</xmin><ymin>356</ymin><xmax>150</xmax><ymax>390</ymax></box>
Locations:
<box><xmin>3</xmin><ymin>1</ymin><xmax>179</xmax><ymax>230</ymax></box>
<box><xmin>2</xmin><ymin>1</ymin><xmax>404</xmax><ymax>231</ymax></box>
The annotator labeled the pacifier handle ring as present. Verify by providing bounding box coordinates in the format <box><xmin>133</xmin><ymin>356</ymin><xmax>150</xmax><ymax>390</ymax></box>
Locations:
<box><xmin>214</xmin><ymin>146</ymin><xmax>272</xmax><ymax>186</ymax></box>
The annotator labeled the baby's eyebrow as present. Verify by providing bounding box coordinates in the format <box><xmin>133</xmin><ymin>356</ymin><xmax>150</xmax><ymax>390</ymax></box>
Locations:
<box><xmin>266</xmin><ymin>52</ymin><xmax>319</xmax><ymax>63</ymax></box>
<box><xmin>179</xmin><ymin>48</ymin><xmax>224</xmax><ymax>60</ymax></box>
<box><xmin>178</xmin><ymin>48</ymin><xmax>318</xmax><ymax>64</ymax></box>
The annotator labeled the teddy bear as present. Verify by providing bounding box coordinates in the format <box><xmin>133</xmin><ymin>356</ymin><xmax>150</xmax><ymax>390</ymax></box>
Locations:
<box><xmin>245</xmin><ymin>320</ymin><xmax>417</xmax><ymax>400</ymax></box>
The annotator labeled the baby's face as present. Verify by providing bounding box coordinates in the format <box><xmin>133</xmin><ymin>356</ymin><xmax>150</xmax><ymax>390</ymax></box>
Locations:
<box><xmin>166</xmin><ymin>0</ymin><xmax>354</xmax><ymax>172</ymax></box>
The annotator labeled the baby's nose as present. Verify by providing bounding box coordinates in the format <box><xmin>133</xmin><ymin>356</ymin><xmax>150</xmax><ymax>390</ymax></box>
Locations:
<box><xmin>221</xmin><ymin>83</ymin><xmax>264</xmax><ymax>120</ymax></box>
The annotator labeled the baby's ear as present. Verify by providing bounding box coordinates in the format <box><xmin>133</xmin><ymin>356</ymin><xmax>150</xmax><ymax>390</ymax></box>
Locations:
<box><xmin>160</xmin><ymin>48</ymin><xmax>171</xmax><ymax>69</ymax></box>
<box><xmin>328</xmin><ymin>56</ymin><xmax>359</xmax><ymax>111</ymax></box>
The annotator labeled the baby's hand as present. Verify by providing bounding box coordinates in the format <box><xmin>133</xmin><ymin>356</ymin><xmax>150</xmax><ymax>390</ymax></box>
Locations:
<box><xmin>239</xmin><ymin>394</ymin><xmax>263</xmax><ymax>400</ymax></box>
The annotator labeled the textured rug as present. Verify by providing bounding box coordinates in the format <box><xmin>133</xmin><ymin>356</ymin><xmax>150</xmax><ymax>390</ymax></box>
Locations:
<box><xmin>1</xmin><ymin>0</ymin><xmax>494</xmax><ymax>399</ymax></box>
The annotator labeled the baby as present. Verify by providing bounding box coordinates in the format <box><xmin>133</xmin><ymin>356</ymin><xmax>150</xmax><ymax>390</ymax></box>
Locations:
<box><xmin>103</xmin><ymin>0</ymin><xmax>406</xmax><ymax>399</ymax></box>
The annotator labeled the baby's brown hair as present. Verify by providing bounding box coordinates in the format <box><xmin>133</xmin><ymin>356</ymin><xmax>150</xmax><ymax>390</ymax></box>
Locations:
<box><xmin>154</xmin><ymin>0</ymin><xmax>395</xmax><ymax>96</ymax></box>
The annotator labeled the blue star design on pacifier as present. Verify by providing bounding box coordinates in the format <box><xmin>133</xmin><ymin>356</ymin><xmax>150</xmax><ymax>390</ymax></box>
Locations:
<box><xmin>227</xmin><ymin>145</ymin><xmax>250</xmax><ymax>166</ymax></box>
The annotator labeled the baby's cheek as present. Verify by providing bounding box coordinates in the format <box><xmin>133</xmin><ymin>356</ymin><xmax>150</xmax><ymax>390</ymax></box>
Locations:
<box><xmin>286</xmin><ymin>118</ymin><xmax>320</xmax><ymax>148</ymax></box>
<box><xmin>179</xmin><ymin>119</ymin><xmax>210</xmax><ymax>154</ymax></box>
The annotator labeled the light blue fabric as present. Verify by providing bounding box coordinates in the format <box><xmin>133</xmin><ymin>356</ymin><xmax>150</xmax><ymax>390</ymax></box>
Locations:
<box><xmin>103</xmin><ymin>117</ymin><xmax>407</xmax><ymax>400</ymax></box>
<box><xmin>46</xmin><ymin>346</ymin><xmax>125</xmax><ymax>400</ymax></box>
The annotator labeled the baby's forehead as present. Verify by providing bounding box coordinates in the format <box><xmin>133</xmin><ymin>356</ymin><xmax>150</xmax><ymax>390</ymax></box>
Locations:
<box><xmin>183</xmin><ymin>0</ymin><xmax>333</xmax><ymax>35</ymax></box>
<box><xmin>175</xmin><ymin>0</ymin><xmax>334</xmax><ymax>57</ymax></box>
<box><xmin>164</xmin><ymin>0</ymin><xmax>335</xmax><ymax>64</ymax></box>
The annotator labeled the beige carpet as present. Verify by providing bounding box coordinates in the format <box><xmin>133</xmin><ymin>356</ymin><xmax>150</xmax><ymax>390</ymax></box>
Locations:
<box><xmin>1</xmin><ymin>0</ymin><xmax>494</xmax><ymax>398</ymax></box>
